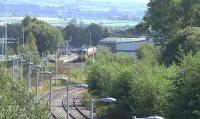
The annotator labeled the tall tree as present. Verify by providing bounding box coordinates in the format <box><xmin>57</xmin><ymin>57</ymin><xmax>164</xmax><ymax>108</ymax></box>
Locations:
<box><xmin>179</xmin><ymin>0</ymin><xmax>200</xmax><ymax>27</ymax></box>
<box><xmin>86</xmin><ymin>23</ymin><xmax>103</xmax><ymax>46</ymax></box>
<box><xmin>26</xmin><ymin>31</ymin><xmax>37</xmax><ymax>51</ymax></box>
<box><xmin>18</xmin><ymin>31</ymin><xmax>40</xmax><ymax>64</ymax></box>
<box><xmin>21</xmin><ymin>17</ymin><xmax>64</xmax><ymax>54</ymax></box>
<box><xmin>161</xmin><ymin>27</ymin><xmax>200</xmax><ymax>66</ymax></box>
<box><xmin>64</xmin><ymin>24</ymin><xmax>87</xmax><ymax>47</ymax></box>
<box><xmin>144</xmin><ymin>0</ymin><xmax>182</xmax><ymax>45</ymax></box>
<box><xmin>168</xmin><ymin>52</ymin><xmax>200</xmax><ymax>119</ymax></box>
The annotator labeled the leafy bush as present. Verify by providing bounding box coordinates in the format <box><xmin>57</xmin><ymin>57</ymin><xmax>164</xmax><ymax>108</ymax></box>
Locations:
<box><xmin>0</xmin><ymin>67</ymin><xmax>50</xmax><ymax>118</ymax></box>
<box><xmin>87</xmin><ymin>51</ymin><xmax>177</xmax><ymax>119</ymax></box>
<box><xmin>168</xmin><ymin>52</ymin><xmax>200</xmax><ymax>119</ymax></box>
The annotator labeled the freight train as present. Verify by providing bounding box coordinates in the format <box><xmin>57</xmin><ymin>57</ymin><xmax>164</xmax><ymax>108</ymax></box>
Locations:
<box><xmin>77</xmin><ymin>47</ymin><xmax>97</xmax><ymax>61</ymax></box>
<box><xmin>48</xmin><ymin>46</ymin><xmax>97</xmax><ymax>63</ymax></box>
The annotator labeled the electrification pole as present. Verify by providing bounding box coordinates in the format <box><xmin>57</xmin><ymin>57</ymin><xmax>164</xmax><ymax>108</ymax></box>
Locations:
<box><xmin>22</xmin><ymin>27</ymin><xmax>25</xmax><ymax>47</ymax></box>
<box><xmin>67</xmin><ymin>37</ymin><xmax>72</xmax><ymax>119</ymax></box>
<box><xmin>55</xmin><ymin>49</ymin><xmax>58</xmax><ymax>85</ymax></box>
<box><xmin>12</xmin><ymin>57</ymin><xmax>15</xmax><ymax>80</ymax></box>
<box><xmin>4</xmin><ymin>0</ymin><xmax>7</xmax><ymax>67</ymax></box>
<box><xmin>89</xmin><ymin>32</ymin><xmax>95</xmax><ymax>64</ymax></box>
<box><xmin>81</xmin><ymin>45</ymin><xmax>83</xmax><ymax>81</ymax></box>
<box><xmin>89</xmin><ymin>32</ymin><xmax>92</xmax><ymax>47</ymax></box>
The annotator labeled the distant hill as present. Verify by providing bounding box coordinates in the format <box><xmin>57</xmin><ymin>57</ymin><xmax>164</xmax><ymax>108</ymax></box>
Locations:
<box><xmin>0</xmin><ymin>0</ymin><xmax>147</xmax><ymax>20</ymax></box>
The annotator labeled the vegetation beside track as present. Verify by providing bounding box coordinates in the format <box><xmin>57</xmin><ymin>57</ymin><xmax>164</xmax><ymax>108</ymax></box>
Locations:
<box><xmin>0</xmin><ymin>66</ymin><xmax>51</xmax><ymax>118</ymax></box>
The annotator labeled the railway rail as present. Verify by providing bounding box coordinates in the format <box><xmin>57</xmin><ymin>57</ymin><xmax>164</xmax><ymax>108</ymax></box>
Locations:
<box><xmin>44</xmin><ymin>86</ymin><xmax>89</xmax><ymax>119</ymax></box>
<box><xmin>39</xmin><ymin>87</ymin><xmax>69</xmax><ymax>118</ymax></box>
<box><xmin>33</xmin><ymin>55</ymin><xmax>88</xmax><ymax>118</ymax></box>
<box><xmin>62</xmin><ymin>89</ymin><xmax>90</xmax><ymax>119</ymax></box>
<box><xmin>30</xmin><ymin>62</ymin><xmax>84</xmax><ymax>89</ymax></box>
<box><xmin>73</xmin><ymin>91</ymin><xmax>90</xmax><ymax>119</ymax></box>
<box><xmin>48</xmin><ymin>62</ymin><xmax>83</xmax><ymax>74</ymax></box>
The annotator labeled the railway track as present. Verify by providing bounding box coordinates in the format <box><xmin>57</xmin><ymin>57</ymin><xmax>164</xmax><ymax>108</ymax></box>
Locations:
<box><xmin>30</xmin><ymin>62</ymin><xmax>84</xmax><ymax>89</ymax></box>
<box><xmin>48</xmin><ymin>62</ymin><xmax>84</xmax><ymax>74</ymax></box>
<box><xmin>62</xmin><ymin>89</ymin><xmax>90</xmax><ymax>119</ymax></box>
<box><xmin>39</xmin><ymin>87</ymin><xmax>69</xmax><ymax>118</ymax></box>
<box><xmin>50</xmin><ymin>86</ymin><xmax>77</xmax><ymax>119</ymax></box>
<box><xmin>33</xmin><ymin>61</ymin><xmax>88</xmax><ymax>118</ymax></box>
<box><xmin>46</xmin><ymin>86</ymin><xmax>89</xmax><ymax>119</ymax></box>
<box><xmin>73</xmin><ymin>90</ymin><xmax>90</xmax><ymax>119</ymax></box>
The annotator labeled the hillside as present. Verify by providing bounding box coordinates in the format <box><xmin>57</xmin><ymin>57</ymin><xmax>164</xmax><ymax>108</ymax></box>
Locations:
<box><xmin>0</xmin><ymin>0</ymin><xmax>147</xmax><ymax>20</ymax></box>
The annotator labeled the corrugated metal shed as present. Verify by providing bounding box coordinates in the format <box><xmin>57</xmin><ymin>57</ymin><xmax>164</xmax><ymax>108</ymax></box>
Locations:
<box><xmin>99</xmin><ymin>37</ymin><xmax>146</xmax><ymax>44</ymax></box>
<box><xmin>99</xmin><ymin>37</ymin><xmax>149</xmax><ymax>55</ymax></box>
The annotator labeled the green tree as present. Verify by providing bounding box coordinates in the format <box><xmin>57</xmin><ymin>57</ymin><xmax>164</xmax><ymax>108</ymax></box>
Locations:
<box><xmin>21</xmin><ymin>16</ymin><xmax>64</xmax><ymax>54</ymax></box>
<box><xmin>87</xmin><ymin>51</ymin><xmax>176</xmax><ymax>119</ymax></box>
<box><xmin>179</xmin><ymin>0</ymin><xmax>200</xmax><ymax>27</ymax></box>
<box><xmin>161</xmin><ymin>27</ymin><xmax>200</xmax><ymax>66</ymax></box>
<box><xmin>145</xmin><ymin>0</ymin><xmax>200</xmax><ymax>46</ymax></box>
<box><xmin>21</xmin><ymin>16</ymin><xmax>37</xmax><ymax>27</ymax></box>
<box><xmin>18</xmin><ymin>31</ymin><xmax>41</xmax><ymax>64</ymax></box>
<box><xmin>134</xmin><ymin>22</ymin><xmax>148</xmax><ymax>36</ymax></box>
<box><xmin>26</xmin><ymin>31</ymin><xmax>37</xmax><ymax>51</ymax></box>
<box><xmin>168</xmin><ymin>52</ymin><xmax>200</xmax><ymax>119</ymax></box>
<box><xmin>103</xmin><ymin>28</ymin><xmax>110</xmax><ymax>38</ymax></box>
<box><xmin>0</xmin><ymin>67</ymin><xmax>50</xmax><ymax>118</ymax></box>
<box><xmin>86</xmin><ymin>23</ymin><xmax>103</xmax><ymax>46</ymax></box>
<box><xmin>64</xmin><ymin>24</ymin><xmax>87</xmax><ymax>47</ymax></box>
<box><xmin>144</xmin><ymin>0</ymin><xmax>182</xmax><ymax>45</ymax></box>
<box><xmin>136</xmin><ymin>44</ymin><xmax>160</xmax><ymax>64</ymax></box>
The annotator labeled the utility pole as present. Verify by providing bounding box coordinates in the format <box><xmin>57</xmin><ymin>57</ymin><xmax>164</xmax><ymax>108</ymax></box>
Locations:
<box><xmin>67</xmin><ymin>68</ymin><xmax>69</xmax><ymax>119</ymax></box>
<box><xmin>67</xmin><ymin>36</ymin><xmax>72</xmax><ymax>119</ymax></box>
<box><xmin>36</xmin><ymin>73</ymin><xmax>39</xmax><ymax>103</ymax></box>
<box><xmin>12</xmin><ymin>57</ymin><xmax>15</xmax><ymax>80</ymax></box>
<box><xmin>49</xmin><ymin>75</ymin><xmax>52</xmax><ymax>112</ymax></box>
<box><xmin>28</xmin><ymin>62</ymin><xmax>33</xmax><ymax>88</ymax></box>
<box><xmin>16</xmin><ymin>37</ymin><xmax>19</xmax><ymax>79</ymax></box>
<box><xmin>22</xmin><ymin>27</ymin><xmax>25</xmax><ymax>47</ymax></box>
<box><xmin>55</xmin><ymin>49</ymin><xmax>58</xmax><ymax>86</ymax></box>
<box><xmin>2</xmin><ymin>36</ymin><xmax>4</xmax><ymax>64</ymax></box>
<box><xmin>90</xmin><ymin>98</ymin><xmax>94</xmax><ymax>119</ymax></box>
<box><xmin>4</xmin><ymin>0</ymin><xmax>7</xmax><ymax>67</ymax></box>
<box><xmin>89</xmin><ymin>32</ymin><xmax>92</xmax><ymax>47</ymax></box>
<box><xmin>81</xmin><ymin>45</ymin><xmax>83</xmax><ymax>81</ymax></box>
<box><xmin>20</xmin><ymin>55</ymin><xmax>23</xmax><ymax>79</ymax></box>
<box><xmin>20</xmin><ymin>57</ymin><xmax>25</xmax><ymax>79</ymax></box>
<box><xmin>92</xmin><ymin>47</ymin><xmax>95</xmax><ymax>65</ymax></box>
<box><xmin>89</xmin><ymin>32</ymin><xmax>95</xmax><ymax>64</ymax></box>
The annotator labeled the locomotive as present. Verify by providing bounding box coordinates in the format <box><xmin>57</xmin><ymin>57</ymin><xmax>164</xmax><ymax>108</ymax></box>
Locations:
<box><xmin>47</xmin><ymin>46</ymin><xmax>97</xmax><ymax>63</ymax></box>
<box><xmin>77</xmin><ymin>46</ymin><xmax>97</xmax><ymax>61</ymax></box>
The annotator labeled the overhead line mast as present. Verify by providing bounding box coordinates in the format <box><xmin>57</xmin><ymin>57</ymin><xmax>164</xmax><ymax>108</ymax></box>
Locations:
<box><xmin>3</xmin><ymin>0</ymin><xmax>8</xmax><ymax>68</ymax></box>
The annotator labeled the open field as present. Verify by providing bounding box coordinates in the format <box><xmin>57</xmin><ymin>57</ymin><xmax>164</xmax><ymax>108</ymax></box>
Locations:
<box><xmin>0</xmin><ymin>17</ymin><xmax>139</xmax><ymax>27</ymax></box>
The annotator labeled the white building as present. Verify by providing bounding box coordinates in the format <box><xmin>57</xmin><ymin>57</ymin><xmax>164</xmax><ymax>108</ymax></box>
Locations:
<box><xmin>99</xmin><ymin>37</ymin><xmax>150</xmax><ymax>55</ymax></box>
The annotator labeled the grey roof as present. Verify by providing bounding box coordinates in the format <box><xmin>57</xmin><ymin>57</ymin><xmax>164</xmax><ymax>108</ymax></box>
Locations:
<box><xmin>147</xmin><ymin>116</ymin><xmax>165</xmax><ymax>119</ymax></box>
<box><xmin>99</xmin><ymin>37</ymin><xmax>146</xmax><ymax>44</ymax></box>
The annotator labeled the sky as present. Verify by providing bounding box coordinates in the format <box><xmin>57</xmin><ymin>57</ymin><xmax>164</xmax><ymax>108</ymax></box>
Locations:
<box><xmin>4</xmin><ymin>0</ymin><xmax>150</xmax><ymax>5</ymax></box>
<box><xmin>93</xmin><ymin>0</ymin><xmax>149</xmax><ymax>3</ymax></box>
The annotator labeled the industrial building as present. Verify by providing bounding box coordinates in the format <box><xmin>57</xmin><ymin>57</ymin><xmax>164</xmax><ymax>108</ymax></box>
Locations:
<box><xmin>99</xmin><ymin>37</ymin><xmax>150</xmax><ymax>55</ymax></box>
